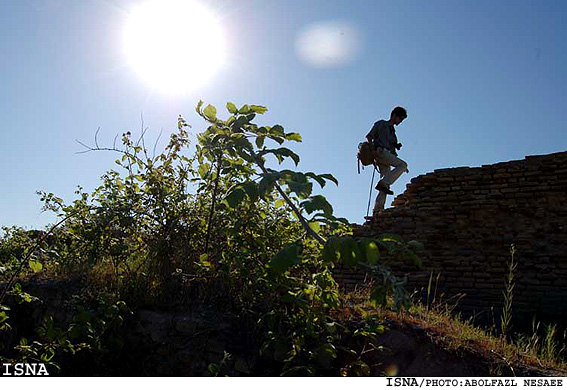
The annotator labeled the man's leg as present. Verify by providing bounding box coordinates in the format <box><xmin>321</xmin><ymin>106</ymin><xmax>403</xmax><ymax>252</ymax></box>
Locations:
<box><xmin>373</xmin><ymin>164</ymin><xmax>390</xmax><ymax>215</ymax></box>
<box><xmin>376</xmin><ymin>149</ymin><xmax>408</xmax><ymax>188</ymax></box>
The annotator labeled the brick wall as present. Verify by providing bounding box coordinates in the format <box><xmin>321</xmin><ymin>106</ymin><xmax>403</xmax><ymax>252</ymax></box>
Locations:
<box><xmin>345</xmin><ymin>151</ymin><xmax>567</xmax><ymax>325</ymax></box>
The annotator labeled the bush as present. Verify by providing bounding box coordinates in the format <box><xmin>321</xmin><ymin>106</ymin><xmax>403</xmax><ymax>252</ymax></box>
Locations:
<box><xmin>1</xmin><ymin>102</ymin><xmax>420</xmax><ymax>375</ymax></box>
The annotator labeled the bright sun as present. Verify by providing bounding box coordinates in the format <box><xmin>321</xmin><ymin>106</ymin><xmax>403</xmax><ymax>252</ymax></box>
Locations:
<box><xmin>123</xmin><ymin>0</ymin><xmax>226</xmax><ymax>94</ymax></box>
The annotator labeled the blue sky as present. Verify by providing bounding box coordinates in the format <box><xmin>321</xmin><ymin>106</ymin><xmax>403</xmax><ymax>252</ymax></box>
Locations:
<box><xmin>1</xmin><ymin>0</ymin><xmax>566</xmax><ymax>229</ymax></box>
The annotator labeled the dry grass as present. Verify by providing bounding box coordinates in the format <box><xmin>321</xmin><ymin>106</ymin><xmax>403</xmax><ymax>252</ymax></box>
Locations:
<box><xmin>340</xmin><ymin>288</ymin><xmax>567</xmax><ymax>376</ymax></box>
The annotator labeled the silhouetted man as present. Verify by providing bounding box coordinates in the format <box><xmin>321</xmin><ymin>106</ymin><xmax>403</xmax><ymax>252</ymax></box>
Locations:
<box><xmin>366</xmin><ymin>106</ymin><xmax>409</xmax><ymax>216</ymax></box>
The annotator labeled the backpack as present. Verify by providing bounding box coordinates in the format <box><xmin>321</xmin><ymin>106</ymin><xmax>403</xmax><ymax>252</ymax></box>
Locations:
<box><xmin>357</xmin><ymin>141</ymin><xmax>375</xmax><ymax>173</ymax></box>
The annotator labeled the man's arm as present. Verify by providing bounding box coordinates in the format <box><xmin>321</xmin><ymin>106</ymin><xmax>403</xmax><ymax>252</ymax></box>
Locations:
<box><xmin>365</xmin><ymin>123</ymin><xmax>377</xmax><ymax>144</ymax></box>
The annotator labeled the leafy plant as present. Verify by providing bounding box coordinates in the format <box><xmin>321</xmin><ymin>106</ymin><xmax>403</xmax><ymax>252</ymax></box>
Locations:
<box><xmin>6</xmin><ymin>100</ymin><xmax>421</xmax><ymax>375</ymax></box>
<box><xmin>191</xmin><ymin>101</ymin><xmax>418</xmax><ymax>373</ymax></box>
<box><xmin>0</xmin><ymin>283</ymin><xmax>132</xmax><ymax>375</ymax></box>
<box><xmin>501</xmin><ymin>244</ymin><xmax>517</xmax><ymax>338</ymax></box>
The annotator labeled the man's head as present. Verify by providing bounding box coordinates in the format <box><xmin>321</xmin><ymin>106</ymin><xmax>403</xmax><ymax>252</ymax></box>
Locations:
<box><xmin>390</xmin><ymin>106</ymin><xmax>407</xmax><ymax>126</ymax></box>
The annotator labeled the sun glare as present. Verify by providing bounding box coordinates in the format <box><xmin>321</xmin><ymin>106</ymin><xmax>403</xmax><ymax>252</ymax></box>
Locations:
<box><xmin>123</xmin><ymin>0</ymin><xmax>226</xmax><ymax>94</ymax></box>
<box><xmin>295</xmin><ymin>21</ymin><xmax>361</xmax><ymax>68</ymax></box>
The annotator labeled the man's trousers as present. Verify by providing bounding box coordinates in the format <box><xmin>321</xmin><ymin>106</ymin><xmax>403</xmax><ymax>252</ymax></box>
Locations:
<box><xmin>373</xmin><ymin>148</ymin><xmax>408</xmax><ymax>214</ymax></box>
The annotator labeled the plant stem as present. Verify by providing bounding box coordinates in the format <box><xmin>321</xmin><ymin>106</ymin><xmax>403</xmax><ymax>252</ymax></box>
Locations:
<box><xmin>501</xmin><ymin>244</ymin><xmax>516</xmax><ymax>338</ymax></box>
<box><xmin>204</xmin><ymin>153</ymin><xmax>222</xmax><ymax>254</ymax></box>
<box><xmin>249</xmin><ymin>150</ymin><xmax>326</xmax><ymax>245</ymax></box>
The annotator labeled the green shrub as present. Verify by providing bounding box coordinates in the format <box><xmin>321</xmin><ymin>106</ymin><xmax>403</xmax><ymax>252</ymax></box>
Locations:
<box><xmin>2</xmin><ymin>101</ymin><xmax>420</xmax><ymax>375</ymax></box>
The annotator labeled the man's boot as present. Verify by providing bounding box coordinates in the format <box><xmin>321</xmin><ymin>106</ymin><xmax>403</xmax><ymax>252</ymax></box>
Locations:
<box><xmin>375</xmin><ymin>180</ymin><xmax>394</xmax><ymax>195</ymax></box>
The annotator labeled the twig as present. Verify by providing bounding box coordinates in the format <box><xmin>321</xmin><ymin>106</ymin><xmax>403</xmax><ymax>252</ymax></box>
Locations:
<box><xmin>153</xmin><ymin>129</ymin><xmax>163</xmax><ymax>160</ymax></box>
<box><xmin>94</xmin><ymin>127</ymin><xmax>101</xmax><ymax>149</ymax></box>
<box><xmin>136</xmin><ymin>112</ymin><xmax>145</xmax><ymax>147</ymax></box>
<box><xmin>74</xmin><ymin>141</ymin><xmax>148</xmax><ymax>170</ymax></box>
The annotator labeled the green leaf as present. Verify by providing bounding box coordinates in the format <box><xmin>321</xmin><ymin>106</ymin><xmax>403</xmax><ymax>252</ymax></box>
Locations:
<box><xmin>29</xmin><ymin>260</ymin><xmax>43</xmax><ymax>273</ymax></box>
<box><xmin>319</xmin><ymin>173</ymin><xmax>339</xmax><ymax>186</ymax></box>
<box><xmin>277</xmin><ymin>148</ymin><xmax>300</xmax><ymax>165</ymax></box>
<box><xmin>268</xmin><ymin>243</ymin><xmax>300</xmax><ymax>275</ymax></box>
<box><xmin>232</xmin><ymin>115</ymin><xmax>249</xmax><ymax>132</ymax></box>
<box><xmin>362</xmin><ymin>239</ymin><xmax>380</xmax><ymax>265</ymax></box>
<box><xmin>242</xmin><ymin>181</ymin><xmax>259</xmax><ymax>202</ymax></box>
<box><xmin>258</xmin><ymin>148</ymin><xmax>300</xmax><ymax>165</ymax></box>
<box><xmin>350</xmin><ymin>361</ymin><xmax>371</xmax><ymax>376</ymax></box>
<box><xmin>258</xmin><ymin>172</ymin><xmax>281</xmax><ymax>198</ymax></box>
<box><xmin>287</xmin><ymin>180</ymin><xmax>312</xmax><ymax>199</ymax></box>
<box><xmin>198</xmin><ymin>163</ymin><xmax>211</xmax><ymax>179</ymax></box>
<box><xmin>203</xmin><ymin>104</ymin><xmax>217</xmax><ymax>121</ymax></box>
<box><xmin>238</xmin><ymin>104</ymin><xmax>251</xmax><ymax>114</ymax></box>
<box><xmin>267</xmin><ymin>136</ymin><xmax>284</xmax><ymax>145</ymax></box>
<box><xmin>46</xmin><ymin>362</ymin><xmax>61</xmax><ymax>374</ymax></box>
<box><xmin>238</xmin><ymin>149</ymin><xmax>255</xmax><ymax>163</ymax></box>
<box><xmin>255</xmin><ymin>136</ymin><xmax>265</xmax><ymax>149</ymax></box>
<box><xmin>285</xmin><ymin>132</ymin><xmax>302</xmax><ymax>142</ymax></box>
<box><xmin>232</xmin><ymin>135</ymin><xmax>255</xmax><ymax>151</ymax></box>
<box><xmin>308</xmin><ymin>221</ymin><xmax>320</xmax><ymax>233</ymax></box>
<box><xmin>300</xmin><ymin>195</ymin><xmax>333</xmax><ymax>217</ymax></box>
<box><xmin>325</xmin><ymin>322</ymin><xmax>337</xmax><ymax>334</ymax></box>
<box><xmin>340</xmin><ymin>237</ymin><xmax>359</xmax><ymax>266</ymax></box>
<box><xmin>14</xmin><ymin>291</ymin><xmax>33</xmax><ymax>304</ymax></box>
<box><xmin>408</xmin><ymin>240</ymin><xmax>424</xmax><ymax>250</ymax></box>
<box><xmin>196</xmin><ymin>100</ymin><xmax>204</xmax><ymax>114</ymax></box>
<box><xmin>199</xmin><ymin>254</ymin><xmax>212</xmax><ymax>268</ymax></box>
<box><xmin>40</xmin><ymin>348</ymin><xmax>55</xmax><ymax>362</ymax></box>
<box><xmin>208</xmin><ymin>363</ymin><xmax>219</xmax><ymax>376</ymax></box>
<box><xmin>225</xmin><ymin>188</ymin><xmax>246</xmax><ymax>208</ymax></box>
<box><xmin>370</xmin><ymin>286</ymin><xmax>387</xmax><ymax>308</ymax></box>
<box><xmin>270</xmin><ymin>125</ymin><xmax>285</xmax><ymax>136</ymax></box>
<box><xmin>408</xmin><ymin>251</ymin><xmax>422</xmax><ymax>267</ymax></box>
<box><xmin>274</xmin><ymin>199</ymin><xmax>286</xmax><ymax>209</ymax></box>
<box><xmin>316</xmin><ymin>343</ymin><xmax>337</xmax><ymax>368</ymax></box>
<box><xmin>366</xmin><ymin>241</ymin><xmax>380</xmax><ymax>265</ymax></box>
<box><xmin>378</xmin><ymin>240</ymin><xmax>397</xmax><ymax>254</ymax></box>
<box><xmin>226</xmin><ymin>102</ymin><xmax>237</xmax><ymax>114</ymax></box>
<box><xmin>305</xmin><ymin>172</ymin><xmax>326</xmax><ymax>188</ymax></box>
<box><xmin>379</xmin><ymin>233</ymin><xmax>404</xmax><ymax>243</ymax></box>
<box><xmin>0</xmin><ymin>311</ymin><xmax>8</xmax><ymax>324</ymax></box>
<box><xmin>323</xmin><ymin>237</ymin><xmax>341</xmax><ymax>263</ymax></box>
<box><xmin>250</xmin><ymin>105</ymin><xmax>268</xmax><ymax>114</ymax></box>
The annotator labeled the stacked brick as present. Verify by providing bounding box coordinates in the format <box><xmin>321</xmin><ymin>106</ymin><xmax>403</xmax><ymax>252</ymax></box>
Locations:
<box><xmin>342</xmin><ymin>151</ymin><xmax>567</xmax><ymax>325</ymax></box>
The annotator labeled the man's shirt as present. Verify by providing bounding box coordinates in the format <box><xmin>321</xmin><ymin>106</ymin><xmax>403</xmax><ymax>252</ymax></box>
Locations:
<box><xmin>366</xmin><ymin>120</ymin><xmax>399</xmax><ymax>154</ymax></box>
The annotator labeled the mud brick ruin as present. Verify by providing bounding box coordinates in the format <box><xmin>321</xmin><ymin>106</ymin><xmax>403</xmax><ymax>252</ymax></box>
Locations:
<box><xmin>343</xmin><ymin>151</ymin><xmax>567</xmax><ymax>325</ymax></box>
